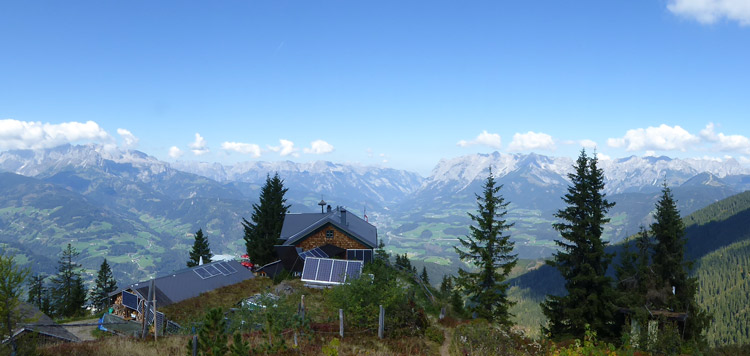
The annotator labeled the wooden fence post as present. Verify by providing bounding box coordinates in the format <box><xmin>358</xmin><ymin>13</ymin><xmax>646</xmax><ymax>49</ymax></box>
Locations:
<box><xmin>378</xmin><ymin>305</ymin><xmax>384</xmax><ymax>339</ymax></box>
<box><xmin>339</xmin><ymin>309</ymin><xmax>344</xmax><ymax>338</ymax></box>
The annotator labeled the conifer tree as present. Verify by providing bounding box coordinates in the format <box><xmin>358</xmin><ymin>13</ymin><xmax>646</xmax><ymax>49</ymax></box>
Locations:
<box><xmin>187</xmin><ymin>307</ymin><xmax>229</xmax><ymax>356</ymax></box>
<box><xmin>541</xmin><ymin>150</ymin><xmax>617</xmax><ymax>341</ymax></box>
<box><xmin>454</xmin><ymin>169</ymin><xmax>517</xmax><ymax>326</ymax></box>
<box><xmin>27</xmin><ymin>273</ymin><xmax>47</xmax><ymax>311</ymax></box>
<box><xmin>650</xmin><ymin>183</ymin><xmax>709</xmax><ymax>342</ymax></box>
<box><xmin>615</xmin><ymin>226</ymin><xmax>653</xmax><ymax>335</ymax></box>
<box><xmin>420</xmin><ymin>266</ymin><xmax>430</xmax><ymax>284</ymax></box>
<box><xmin>440</xmin><ymin>275</ymin><xmax>453</xmax><ymax>297</ymax></box>
<box><xmin>50</xmin><ymin>244</ymin><xmax>87</xmax><ymax>317</ymax></box>
<box><xmin>89</xmin><ymin>259</ymin><xmax>117</xmax><ymax>312</ymax></box>
<box><xmin>243</xmin><ymin>173</ymin><xmax>290</xmax><ymax>267</ymax></box>
<box><xmin>187</xmin><ymin>229</ymin><xmax>213</xmax><ymax>267</ymax></box>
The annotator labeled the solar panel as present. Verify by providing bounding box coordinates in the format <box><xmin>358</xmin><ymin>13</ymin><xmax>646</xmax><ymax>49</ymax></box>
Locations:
<box><xmin>155</xmin><ymin>311</ymin><xmax>165</xmax><ymax>335</ymax></box>
<box><xmin>299</xmin><ymin>247</ymin><xmax>328</xmax><ymax>260</ymax></box>
<box><xmin>330</xmin><ymin>260</ymin><xmax>347</xmax><ymax>283</ymax></box>
<box><xmin>302</xmin><ymin>257</ymin><xmax>364</xmax><ymax>285</ymax></box>
<box><xmin>346</xmin><ymin>260</ymin><xmax>363</xmax><ymax>280</ymax></box>
<box><xmin>204</xmin><ymin>265</ymin><xmax>222</xmax><ymax>276</ymax></box>
<box><xmin>312</xmin><ymin>248</ymin><xmax>326</xmax><ymax>257</ymax></box>
<box><xmin>122</xmin><ymin>291</ymin><xmax>138</xmax><ymax>310</ymax></box>
<box><xmin>301</xmin><ymin>258</ymin><xmax>319</xmax><ymax>280</ymax></box>
<box><xmin>194</xmin><ymin>268</ymin><xmax>211</xmax><ymax>279</ymax></box>
<box><xmin>222</xmin><ymin>262</ymin><xmax>237</xmax><ymax>273</ymax></box>
<box><xmin>316</xmin><ymin>259</ymin><xmax>333</xmax><ymax>281</ymax></box>
<box><xmin>215</xmin><ymin>263</ymin><xmax>230</xmax><ymax>275</ymax></box>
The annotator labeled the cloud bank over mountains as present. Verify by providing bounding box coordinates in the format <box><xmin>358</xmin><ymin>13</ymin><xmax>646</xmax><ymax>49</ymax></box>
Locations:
<box><xmin>2</xmin><ymin>119</ymin><xmax>750</xmax><ymax>168</ymax></box>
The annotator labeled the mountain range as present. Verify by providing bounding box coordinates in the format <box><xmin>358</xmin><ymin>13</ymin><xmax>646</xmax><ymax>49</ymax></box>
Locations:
<box><xmin>1</xmin><ymin>144</ymin><xmax>749</xmax><ymax>284</ymax></box>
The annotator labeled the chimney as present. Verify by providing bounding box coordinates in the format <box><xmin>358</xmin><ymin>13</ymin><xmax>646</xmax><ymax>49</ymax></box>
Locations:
<box><xmin>340</xmin><ymin>207</ymin><xmax>347</xmax><ymax>225</ymax></box>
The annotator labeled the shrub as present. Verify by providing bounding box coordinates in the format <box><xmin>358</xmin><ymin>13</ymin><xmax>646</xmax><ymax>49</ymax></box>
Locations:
<box><xmin>425</xmin><ymin>326</ymin><xmax>445</xmax><ymax>344</ymax></box>
<box><xmin>449</xmin><ymin>319</ymin><xmax>546</xmax><ymax>356</ymax></box>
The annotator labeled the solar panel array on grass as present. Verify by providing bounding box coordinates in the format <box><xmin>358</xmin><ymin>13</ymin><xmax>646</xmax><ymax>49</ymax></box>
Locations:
<box><xmin>193</xmin><ymin>261</ymin><xmax>239</xmax><ymax>279</ymax></box>
<box><xmin>346</xmin><ymin>249</ymin><xmax>373</xmax><ymax>263</ymax></box>
<box><xmin>301</xmin><ymin>257</ymin><xmax>363</xmax><ymax>285</ymax></box>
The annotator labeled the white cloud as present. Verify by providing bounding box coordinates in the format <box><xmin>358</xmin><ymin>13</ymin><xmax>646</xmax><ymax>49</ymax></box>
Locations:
<box><xmin>597</xmin><ymin>153</ymin><xmax>612</xmax><ymax>161</ymax></box>
<box><xmin>579</xmin><ymin>139</ymin><xmax>598</xmax><ymax>149</ymax></box>
<box><xmin>0</xmin><ymin>119</ymin><xmax>111</xmax><ymax>150</ymax></box>
<box><xmin>268</xmin><ymin>139</ymin><xmax>298</xmax><ymax>157</ymax></box>
<box><xmin>699</xmin><ymin>122</ymin><xmax>750</xmax><ymax>154</ymax></box>
<box><xmin>221</xmin><ymin>142</ymin><xmax>261</xmax><ymax>157</ymax></box>
<box><xmin>739</xmin><ymin>156</ymin><xmax>750</xmax><ymax>165</ymax></box>
<box><xmin>715</xmin><ymin>133</ymin><xmax>750</xmax><ymax>154</ymax></box>
<box><xmin>303</xmin><ymin>140</ymin><xmax>334</xmax><ymax>154</ymax></box>
<box><xmin>645</xmin><ymin>150</ymin><xmax>658</xmax><ymax>157</ymax></box>
<box><xmin>457</xmin><ymin>130</ymin><xmax>502</xmax><ymax>149</ymax></box>
<box><xmin>189</xmin><ymin>133</ymin><xmax>209</xmax><ymax>155</ymax></box>
<box><xmin>507</xmin><ymin>131</ymin><xmax>556</xmax><ymax>151</ymax></box>
<box><xmin>668</xmin><ymin>0</ymin><xmax>750</xmax><ymax>26</ymax></box>
<box><xmin>117</xmin><ymin>128</ymin><xmax>139</xmax><ymax>148</ymax></box>
<box><xmin>700</xmin><ymin>122</ymin><xmax>719</xmax><ymax>142</ymax></box>
<box><xmin>168</xmin><ymin>146</ymin><xmax>184</xmax><ymax>158</ymax></box>
<box><xmin>607</xmin><ymin>124</ymin><xmax>699</xmax><ymax>152</ymax></box>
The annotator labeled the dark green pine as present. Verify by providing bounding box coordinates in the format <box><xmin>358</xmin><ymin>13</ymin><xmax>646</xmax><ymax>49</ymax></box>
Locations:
<box><xmin>454</xmin><ymin>168</ymin><xmax>517</xmax><ymax>327</ymax></box>
<box><xmin>243</xmin><ymin>173</ymin><xmax>290</xmax><ymax>267</ymax></box>
<box><xmin>541</xmin><ymin>149</ymin><xmax>618</xmax><ymax>341</ymax></box>
<box><xmin>188</xmin><ymin>228</ymin><xmax>213</xmax><ymax>267</ymax></box>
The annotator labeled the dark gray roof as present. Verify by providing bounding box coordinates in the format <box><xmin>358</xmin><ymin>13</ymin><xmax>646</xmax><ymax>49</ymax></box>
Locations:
<box><xmin>256</xmin><ymin>260</ymin><xmax>285</xmax><ymax>279</ymax></box>
<box><xmin>280</xmin><ymin>207</ymin><xmax>377</xmax><ymax>248</ymax></box>
<box><xmin>5</xmin><ymin>303</ymin><xmax>80</xmax><ymax>344</ymax></box>
<box><xmin>113</xmin><ymin>260</ymin><xmax>254</xmax><ymax>307</ymax></box>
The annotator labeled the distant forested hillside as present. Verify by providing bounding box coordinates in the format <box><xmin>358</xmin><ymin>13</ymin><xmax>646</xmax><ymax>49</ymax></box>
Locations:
<box><xmin>695</xmin><ymin>239</ymin><xmax>750</xmax><ymax>346</ymax></box>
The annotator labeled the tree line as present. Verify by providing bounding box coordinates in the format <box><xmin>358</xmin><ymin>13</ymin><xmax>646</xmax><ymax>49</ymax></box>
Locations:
<box><xmin>440</xmin><ymin>149</ymin><xmax>709</xmax><ymax>351</ymax></box>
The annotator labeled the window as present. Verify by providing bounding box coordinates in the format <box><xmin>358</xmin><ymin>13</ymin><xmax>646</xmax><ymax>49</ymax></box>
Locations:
<box><xmin>326</xmin><ymin>230</ymin><xmax>334</xmax><ymax>239</ymax></box>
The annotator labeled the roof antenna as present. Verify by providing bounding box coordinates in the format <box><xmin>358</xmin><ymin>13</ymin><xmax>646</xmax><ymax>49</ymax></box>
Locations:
<box><xmin>318</xmin><ymin>197</ymin><xmax>327</xmax><ymax>213</ymax></box>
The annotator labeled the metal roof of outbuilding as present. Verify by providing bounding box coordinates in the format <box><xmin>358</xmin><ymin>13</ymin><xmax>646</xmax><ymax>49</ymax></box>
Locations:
<box><xmin>111</xmin><ymin>260</ymin><xmax>254</xmax><ymax>307</ymax></box>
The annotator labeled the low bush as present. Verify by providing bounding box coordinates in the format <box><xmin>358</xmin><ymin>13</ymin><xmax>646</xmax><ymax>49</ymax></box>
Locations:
<box><xmin>425</xmin><ymin>326</ymin><xmax>445</xmax><ymax>344</ymax></box>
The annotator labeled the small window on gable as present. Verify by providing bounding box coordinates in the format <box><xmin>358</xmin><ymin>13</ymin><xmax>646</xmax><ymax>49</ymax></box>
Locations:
<box><xmin>326</xmin><ymin>230</ymin><xmax>334</xmax><ymax>239</ymax></box>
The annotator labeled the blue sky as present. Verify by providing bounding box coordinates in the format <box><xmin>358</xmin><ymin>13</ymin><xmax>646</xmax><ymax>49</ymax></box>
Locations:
<box><xmin>1</xmin><ymin>1</ymin><xmax>749</xmax><ymax>175</ymax></box>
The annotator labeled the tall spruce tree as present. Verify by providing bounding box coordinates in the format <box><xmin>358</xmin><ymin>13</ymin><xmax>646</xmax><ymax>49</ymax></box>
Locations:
<box><xmin>454</xmin><ymin>169</ymin><xmax>517</xmax><ymax>326</ymax></box>
<box><xmin>50</xmin><ymin>244</ymin><xmax>87</xmax><ymax>317</ymax></box>
<box><xmin>420</xmin><ymin>266</ymin><xmax>430</xmax><ymax>285</ymax></box>
<box><xmin>27</xmin><ymin>273</ymin><xmax>47</xmax><ymax>311</ymax></box>
<box><xmin>89</xmin><ymin>259</ymin><xmax>118</xmax><ymax>312</ymax></box>
<box><xmin>243</xmin><ymin>173</ymin><xmax>290</xmax><ymax>267</ymax></box>
<box><xmin>541</xmin><ymin>150</ymin><xmax>618</xmax><ymax>341</ymax></box>
<box><xmin>440</xmin><ymin>274</ymin><xmax>453</xmax><ymax>298</ymax></box>
<box><xmin>650</xmin><ymin>183</ymin><xmax>709</xmax><ymax>342</ymax></box>
<box><xmin>187</xmin><ymin>228</ymin><xmax>213</xmax><ymax>267</ymax></box>
<box><xmin>615</xmin><ymin>226</ymin><xmax>653</xmax><ymax>331</ymax></box>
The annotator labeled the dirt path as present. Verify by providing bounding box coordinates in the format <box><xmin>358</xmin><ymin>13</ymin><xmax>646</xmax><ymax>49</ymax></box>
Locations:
<box><xmin>440</xmin><ymin>328</ymin><xmax>451</xmax><ymax>356</ymax></box>
<box><xmin>62</xmin><ymin>318</ymin><xmax>99</xmax><ymax>342</ymax></box>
